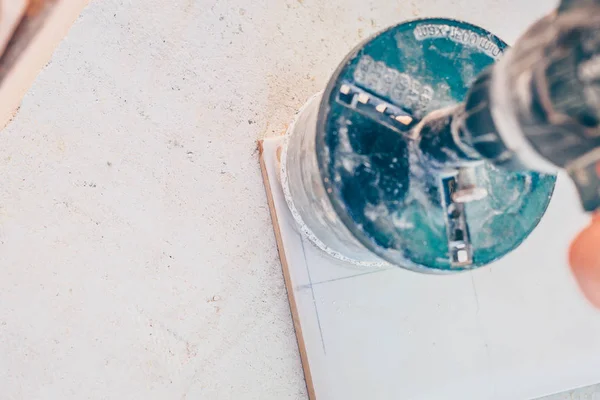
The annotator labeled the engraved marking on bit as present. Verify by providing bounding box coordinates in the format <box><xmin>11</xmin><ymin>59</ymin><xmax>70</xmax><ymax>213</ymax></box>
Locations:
<box><xmin>412</xmin><ymin>24</ymin><xmax>504</xmax><ymax>59</ymax></box>
<box><xmin>353</xmin><ymin>55</ymin><xmax>434</xmax><ymax>116</ymax></box>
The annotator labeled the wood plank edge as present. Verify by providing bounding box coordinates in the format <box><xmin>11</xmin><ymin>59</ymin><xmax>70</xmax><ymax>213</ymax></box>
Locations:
<box><xmin>0</xmin><ymin>0</ymin><xmax>89</xmax><ymax>129</ymax></box>
<box><xmin>258</xmin><ymin>139</ymin><xmax>317</xmax><ymax>400</ymax></box>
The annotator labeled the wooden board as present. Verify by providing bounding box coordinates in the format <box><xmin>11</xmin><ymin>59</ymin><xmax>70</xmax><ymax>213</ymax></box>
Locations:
<box><xmin>259</xmin><ymin>136</ymin><xmax>600</xmax><ymax>400</ymax></box>
<box><xmin>0</xmin><ymin>1</ymin><xmax>28</xmax><ymax>57</ymax></box>
<box><xmin>0</xmin><ymin>0</ymin><xmax>89</xmax><ymax>129</ymax></box>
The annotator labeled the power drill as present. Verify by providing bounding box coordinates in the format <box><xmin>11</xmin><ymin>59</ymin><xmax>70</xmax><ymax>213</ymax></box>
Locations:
<box><xmin>416</xmin><ymin>0</ymin><xmax>600</xmax><ymax>212</ymax></box>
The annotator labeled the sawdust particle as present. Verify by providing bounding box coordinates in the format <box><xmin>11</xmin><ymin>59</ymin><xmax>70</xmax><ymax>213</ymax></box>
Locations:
<box><xmin>208</xmin><ymin>295</ymin><xmax>221</xmax><ymax>302</ymax></box>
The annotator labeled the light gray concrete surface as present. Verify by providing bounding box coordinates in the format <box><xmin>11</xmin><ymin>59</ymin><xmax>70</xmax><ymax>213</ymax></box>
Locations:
<box><xmin>0</xmin><ymin>0</ymin><xmax>584</xmax><ymax>399</ymax></box>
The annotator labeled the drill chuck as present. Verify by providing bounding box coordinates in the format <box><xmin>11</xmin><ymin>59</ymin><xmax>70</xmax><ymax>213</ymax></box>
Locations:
<box><xmin>454</xmin><ymin>3</ymin><xmax>600</xmax><ymax>210</ymax></box>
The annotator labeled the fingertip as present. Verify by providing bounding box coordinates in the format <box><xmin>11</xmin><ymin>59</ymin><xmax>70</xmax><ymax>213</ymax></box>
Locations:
<box><xmin>569</xmin><ymin>216</ymin><xmax>600</xmax><ymax>308</ymax></box>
